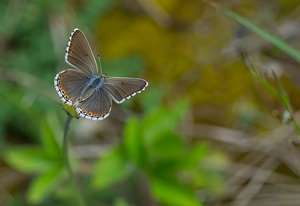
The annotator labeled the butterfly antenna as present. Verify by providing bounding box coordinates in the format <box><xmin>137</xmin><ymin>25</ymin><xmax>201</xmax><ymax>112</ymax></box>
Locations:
<box><xmin>97</xmin><ymin>54</ymin><xmax>103</xmax><ymax>75</ymax></box>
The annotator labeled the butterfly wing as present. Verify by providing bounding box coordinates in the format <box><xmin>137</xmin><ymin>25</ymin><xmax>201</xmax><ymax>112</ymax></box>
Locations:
<box><xmin>54</xmin><ymin>69</ymin><xmax>90</xmax><ymax>105</ymax></box>
<box><xmin>65</xmin><ymin>28</ymin><xmax>98</xmax><ymax>75</ymax></box>
<box><xmin>76</xmin><ymin>88</ymin><xmax>112</xmax><ymax>120</ymax></box>
<box><xmin>104</xmin><ymin>77</ymin><xmax>148</xmax><ymax>104</ymax></box>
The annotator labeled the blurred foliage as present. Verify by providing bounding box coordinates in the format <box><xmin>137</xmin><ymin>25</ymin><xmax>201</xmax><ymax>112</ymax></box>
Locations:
<box><xmin>222</xmin><ymin>7</ymin><xmax>300</xmax><ymax>62</ymax></box>
<box><xmin>5</xmin><ymin>115</ymin><xmax>63</xmax><ymax>204</ymax></box>
<box><xmin>1</xmin><ymin>0</ymin><xmax>300</xmax><ymax>205</ymax></box>
<box><xmin>92</xmin><ymin>101</ymin><xmax>225</xmax><ymax>205</ymax></box>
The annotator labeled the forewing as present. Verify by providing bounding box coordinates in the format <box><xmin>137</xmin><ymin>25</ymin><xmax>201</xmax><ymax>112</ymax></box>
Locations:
<box><xmin>76</xmin><ymin>88</ymin><xmax>112</xmax><ymax>120</ymax></box>
<box><xmin>65</xmin><ymin>28</ymin><xmax>98</xmax><ymax>75</ymax></box>
<box><xmin>54</xmin><ymin>69</ymin><xmax>90</xmax><ymax>105</ymax></box>
<box><xmin>104</xmin><ymin>77</ymin><xmax>148</xmax><ymax>104</ymax></box>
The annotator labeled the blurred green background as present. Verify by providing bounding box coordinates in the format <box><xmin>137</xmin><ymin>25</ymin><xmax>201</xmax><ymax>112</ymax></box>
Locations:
<box><xmin>1</xmin><ymin>0</ymin><xmax>300</xmax><ymax>205</ymax></box>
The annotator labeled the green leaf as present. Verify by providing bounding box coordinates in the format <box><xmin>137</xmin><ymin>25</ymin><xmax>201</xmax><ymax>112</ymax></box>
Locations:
<box><xmin>5</xmin><ymin>147</ymin><xmax>61</xmax><ymax>173</ymax></box>
<box><xmin>28</xmin><ymin>166</ymin><xmax>63</xmax><ymax>204</ymax></box>
<box><xmin>143</xmin><ymin>101</ymin><xmax>188</xmax><ymax>147</ymax></box>
<box><xmin>92</xmin><ymin>146</ymin><xmax>133</xmax><ymax>189</ymax></box>
<box><xmin>150</xmin><ymin>175</ymin><xmax>202</xmax><ymax>206</ymax></box>
<box><xmin>151</xmin><ymin>143</ymin><xmax>209</xmax><ymax>175</ymax></box>
<box><xmin>189</xmin><ymin>169</ymin><xmax>225</xmax><ymax>195</ymax></box>
<box><xmin>222</xmin><ymin>8</ymin><xmax>300</xmax><ymax>63</ymax></box>
<box><xmin>40</xmin><ymin>116</ymin><xmax>62</xmax><ymax>159</ymax></box>
<box><xmin>181</xmin><ymin>143</ymin><xmax>209</xmax><ymax>169</ymax></box>
<box><xmin>124</xmin><ymin>117</ymin><xmax>145</xmax><ymax>167</ymax></box>
<box><xmin>150</xmin><ymin>132</ymin><xmax>184</xmax><ymax>159</ymax></box>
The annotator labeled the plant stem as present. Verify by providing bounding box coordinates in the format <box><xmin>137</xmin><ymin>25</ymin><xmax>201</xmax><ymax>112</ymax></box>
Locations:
<box><xmin>63</xmin><ymin>114</ymin><xmax>86</xmax><ymax>206</ymax></box>
<box><xmin>240</xmin><ymin>51</ymin><xmax>300</xmax><ymax>140</ymax></box>
<box><xmin>201</xmin><ymin>0</ymin><xmax>300</xmax><ymax>63</ymax></box>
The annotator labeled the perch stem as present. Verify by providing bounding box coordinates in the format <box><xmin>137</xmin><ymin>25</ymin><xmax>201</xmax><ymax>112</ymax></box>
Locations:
<box><xmin>63</xmin><ymin>114</ymin><xmax>86</xmax><ymax>206</ymax></box>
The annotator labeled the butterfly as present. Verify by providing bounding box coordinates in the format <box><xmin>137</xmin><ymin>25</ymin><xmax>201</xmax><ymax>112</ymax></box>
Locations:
<box><xmin>54</xmin><ymin>28</ymin><xmax>148</xmax><ymax>120</ymax></box>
